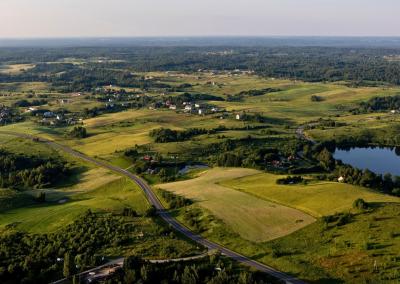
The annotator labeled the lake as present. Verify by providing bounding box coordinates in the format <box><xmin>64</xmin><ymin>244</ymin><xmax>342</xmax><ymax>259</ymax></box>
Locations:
<box><xmin>333</xmin><ymin>147</ymin><xmax>400</xmax><ymax>176</ymax></box>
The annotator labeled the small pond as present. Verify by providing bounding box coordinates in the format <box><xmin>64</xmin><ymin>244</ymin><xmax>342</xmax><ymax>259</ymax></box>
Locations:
<box><xmin>333</xmin><ymin>147</ymin><xmax>400</xmax><ymax>176</ymax></box>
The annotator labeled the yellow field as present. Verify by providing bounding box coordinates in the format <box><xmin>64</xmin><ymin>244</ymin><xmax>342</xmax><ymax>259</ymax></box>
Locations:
<box><xmin>221</xmin><ymin>173</ymin><xmax>400</xmax><ymax>217</ymax></box>
<box><xmin>158</xmin><ymin>168</ymin><xmax>315</xmax><ymax>242</ymax></box>
<box><xmin>0</xmin><ymin>64</ymin><xmax>35</xmax><ymax>74</ymax></box>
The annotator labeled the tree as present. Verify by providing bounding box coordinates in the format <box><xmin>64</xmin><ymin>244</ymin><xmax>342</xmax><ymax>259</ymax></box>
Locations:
<box><xmin>36</xmin><ymin>192</ymin><xmax>46</xmax><ymax>203</ymax></box>
<box><xmin>317</xmin><ymin>148</ymin><xmax>334</xmax><ymax>171</ymax></box>
<box><xmin>144</xmin><ymin>206</ymin><xmax>157</xmax><ymax>217</ymax></box>
<box><xmin>69</xmin><ymin>126</ymin><xmax>87</xmax><ymax>139</ymax></box>
<box><xmin>353</xmin><ymin>198</ymin><xmax>368</xmax><ymax>210</ymax></box>
<box><xmin>181</xmin><ymin>266</ymin><xmax>198</xmax><ymax>284</ymax></box>
<box><xmin>63</xmin><ymin>252</ymin><xmax>74</xmax><ymax>278</ymax></box>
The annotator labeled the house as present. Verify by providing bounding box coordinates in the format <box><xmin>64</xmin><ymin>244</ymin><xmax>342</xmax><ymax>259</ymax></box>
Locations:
<box><xmin>169</xmin><ymin>105</ymin><xmax>177</xmax><ymax>110</ymax></box>
<box><xmin>198</xmin><ymin>109</ymin><xmax>204</xmax><ymax>115</ymax></box>
<box><xmin>211</xmin><ymin>107</ymin><xmax>218</xmax><ymax>112</ymax></box>
<box><xmin>338</xmin><ymin>176</ymin><xmax>345</xmax><ymax>183</ymax></box>
<box><xmin>184</xmin><ymin>105</ymin><xmax>193</xmax><ymax>112</ymax></box>
<box><xmin>43</xmin><ymin>111</ymin><xmax>55</xmax><ymax>118</ymax></box>
<box><xmin>236</xmin><ymin>114</ymin><xmax>241</xmax><ymax>120</ymax></box>
<box><xmin>195</xmin><ymin>103</ymin><xmax>201</xmax><ymax>108</ymax></box>
<box><xmin>143</xmin><ymin>155</ymin><xmax>152</xmax><ymax>161</ymax></box>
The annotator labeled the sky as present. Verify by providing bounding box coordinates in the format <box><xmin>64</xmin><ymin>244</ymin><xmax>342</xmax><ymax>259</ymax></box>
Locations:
<box><xmin>0</xmin><ymin>0</ymin><xmax>399</xmax><ymax>38</ymax></box>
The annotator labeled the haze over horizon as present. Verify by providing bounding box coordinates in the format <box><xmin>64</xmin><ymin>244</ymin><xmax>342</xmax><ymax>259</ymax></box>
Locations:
<box><xmin>1</xmin><ymin>0</ymin><xmax>399</xmax><ymax>38</ymax></box>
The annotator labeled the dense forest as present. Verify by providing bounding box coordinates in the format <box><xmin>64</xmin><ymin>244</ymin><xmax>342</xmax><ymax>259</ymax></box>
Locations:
<box><xmin>1</xmin><ymin>46</ymin><xmax>400</xmax><ymax>85</ymax></box>
<box><xmin>0</xmin><ymin>211</ymin><xmax>134</xmax><ymax>283</ymax></box>
<box><xmin>0</xmin><ymin>149</ymin><xmax>68</xmax><ymax>190</ymax></box>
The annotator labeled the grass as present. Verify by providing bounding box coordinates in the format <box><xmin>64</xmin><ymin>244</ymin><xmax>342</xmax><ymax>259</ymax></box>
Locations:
<box><xmin>157</xmin><ymin>168</ymin><xmax>315</xmax><ymax>242</ymax></box>
<box><xmin>164</xmin><ymin>187</ymin><xmax>400</xmax><ymax>282</ymax></box>
<box><xmin>268</xmin><ymin>203</ymin><xmax>400</xmax><ymax>283</ymax></box>
<box><xmin>220</xmin><ymin>173</ymin><xmax>400</xmax><ymax>217</ymax></box>
<box><xmin>0</xmin><ymin>174</ymin><xmax>149</xmax><ymax>233</ymax></box>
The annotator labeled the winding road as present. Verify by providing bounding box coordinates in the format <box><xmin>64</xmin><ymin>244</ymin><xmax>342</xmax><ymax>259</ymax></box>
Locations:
<box><xmin>0</xmin><ymin>131</ymin><xmax>306</xmax><ymax>284</ymax></box>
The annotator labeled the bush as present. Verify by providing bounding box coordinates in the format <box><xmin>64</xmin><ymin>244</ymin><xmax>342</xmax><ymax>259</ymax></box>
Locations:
<box><xmin>337</xmin><ymin>213</ymin><xmax>352</xmax><ymax>226</ymax></box>
<box><xmin>353</xmin><ymin>198</ymin><xmax>369</xmax><ymax>210</ymax></box>
<box><xmin>311</xmin><ymin>95</ymin><xmax>324</xmax><ymax>102</ymax></box>
<box><xmin>276</xmin><ymin>176</ymin><xmax>303</xmax><ymax>185</ymax></box>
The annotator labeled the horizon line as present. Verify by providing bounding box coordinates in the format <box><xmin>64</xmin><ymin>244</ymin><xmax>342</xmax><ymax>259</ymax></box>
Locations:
<box><xmin>2</xmin><ymin>35</ymin><xmax>400</xmax><ymax>40</ymax></box>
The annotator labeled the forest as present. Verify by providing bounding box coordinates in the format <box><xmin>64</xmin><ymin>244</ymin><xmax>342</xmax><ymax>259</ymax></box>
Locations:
<box><xmin>0</xmin><ymin>149</ymin><xmax>69</xmax><ymax>190</ymax></box>
<box><xmin>1</xmin><ymin>46</ymin><xmax>400</xmax><ymax>85</ymax></box>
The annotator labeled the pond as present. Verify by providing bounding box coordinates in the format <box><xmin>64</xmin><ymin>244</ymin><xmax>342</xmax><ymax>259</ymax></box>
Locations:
<box><xmin>333</xmin><ymin>147</ymin><xmax>400</xmax><ymax>176</ymax></box>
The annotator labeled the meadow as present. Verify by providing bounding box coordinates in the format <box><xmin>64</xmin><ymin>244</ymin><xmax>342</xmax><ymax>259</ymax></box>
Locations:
<box><xmin>0</xmin><ymin>173</ymin><xmax>148</xmax><ymax>233</ymax></box>
<box><xmin>220</xmin><ymin>172</ymin><xmax>400</xmax><ymax>217</ymax></box>
<box><xmin>158</xmin><ymin>168</ymin><xmax>315</xmax><ymax>242</ymax></box>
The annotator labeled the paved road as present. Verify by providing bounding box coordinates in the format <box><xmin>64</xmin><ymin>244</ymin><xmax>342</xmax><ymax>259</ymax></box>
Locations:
<box><xmin>0</xmin><ymin>131</ymin><xmax>306</xmax><ymax>284</ymax></box>
<box><xmin>296</xmin><ymin>124</ymin><xmax>316</xmax><ymax>144</ymax></box>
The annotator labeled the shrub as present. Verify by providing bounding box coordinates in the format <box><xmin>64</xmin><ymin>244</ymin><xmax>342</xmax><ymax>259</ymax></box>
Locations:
<box><xmin>276</xmin><ymin>176</ymin><xmax>303</xmax><ymax>185</ymax></box>
<box><xmin>353</xmin><ymin>198</ymin><xmax>369</xmax><ymax>210</ymax></box>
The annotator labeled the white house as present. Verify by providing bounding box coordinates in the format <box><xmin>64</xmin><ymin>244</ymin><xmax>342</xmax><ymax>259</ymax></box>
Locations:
<box><xmin>338</xmin><ymin>176</ymin><xmax>345</xmax><ymax>183</ymax></box>
<box><xmin>169</xmin><ymin>105</ymin><xmax>177</xmax><ymax>110</ymax></box>
<box><xmin>236</xmin><ymin>114</ymin><xmax>241</xmax><ymax>120</ymax></box>
<box><xmin>43</xmin><ymin>111</ymin><xmax>54</xmax><ymax>118</ymax></box>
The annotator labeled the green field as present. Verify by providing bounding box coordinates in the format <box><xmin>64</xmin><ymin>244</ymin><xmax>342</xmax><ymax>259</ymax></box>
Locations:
<box><xmin>0</xmin><ymin>176</ymin><xmax>149</xmax><ymax>233</ymax></box>
<box><xmin>158</xmin><ymin>168</ymin><xmax>315</xmax><ymax>242</ymax></box>
<box><xmin>268</xmin><ymin>203</ymin><xmax>400</xmax><ymax>283</ymax></box>
<box><xmin>221</xmin><ymin>173</ymin><xmax>400</xmax><ymax>217</ymax></box>
<box><xmin>2</xmin><ymin>70</ymin><xmax>400</xmax><ymax>282</ymax></box>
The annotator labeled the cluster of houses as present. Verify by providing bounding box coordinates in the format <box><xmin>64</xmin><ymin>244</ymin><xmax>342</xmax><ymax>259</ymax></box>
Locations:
<box><xmin>172</xmin><ymin>101</ymin><xmax>220</xmax><ymax>115</ymax></box>
<box><xmin>39</xmin><ymin>111</ymin><xmax>81</xmax><ymax>126</ymax></box>
<box><xmin>268</xmin><ymin>155</ymin><xmax>298</xmax><ymax>170</ymax></box>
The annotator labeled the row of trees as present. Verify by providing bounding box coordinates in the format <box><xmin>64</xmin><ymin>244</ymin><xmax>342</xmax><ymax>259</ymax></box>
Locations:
<box><xmin>158</xmin><ymin>189</ymin><xmax>192</xmax><ymax>209</ymax></box>
<box><xmin>12</xmin><ymin>99</ymin><xmax>48</xmax><ymax>108</ymax></box>
<box><xmin>355</xmin><ymin>95</ymin><xmax>400</xmax><ymax>113</ymax></box>
<box><xmin>150</xmin><ymin>128</ymin><xmax>213</xmax><ymax>143</ymax></box>
<box><xmin>112</xmin><ymin>254</ymin><xmax>275</xmax><ymax>284</ymax></box>
<box><xmin>227</xmin><ymin>88</ymin><xmax>281</xmax><ymax>101</ymax></box>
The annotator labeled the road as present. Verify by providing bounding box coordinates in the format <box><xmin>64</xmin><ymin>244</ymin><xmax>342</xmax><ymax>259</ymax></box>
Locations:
<box><xmin>296</xmin><ymin>124</ymin><xmax>316</xmax><ymax>144</ymax></box>
<box><xmin>0</xmin><ymin>131</ymin><xmax>306</xmax><ymax>284</ymax></box>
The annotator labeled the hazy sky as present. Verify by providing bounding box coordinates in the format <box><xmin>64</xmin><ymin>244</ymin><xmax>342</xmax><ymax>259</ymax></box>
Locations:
<box><xmin>0</xmin><ymin>0</ymin><xmax>399</xmax><ymax>37</ymax></box>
